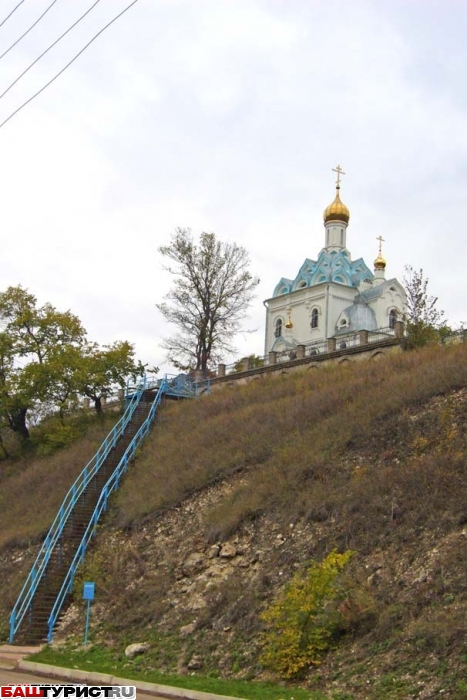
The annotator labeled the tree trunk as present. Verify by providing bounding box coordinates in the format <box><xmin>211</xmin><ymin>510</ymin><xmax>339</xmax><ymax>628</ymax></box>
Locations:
<box><xmin>0</xmin><ymin>433</ymin><xmax>9</xmax><ymax>458</ymax></box>
<box><xmin>8</xmin><ymin>408</ymin><xmax>29</xmax><ymax>439</ymax></box>
<box><xmin>94</xmin><ymin>396</ymin><xmax>102</xmax><ymax>414</ymax></box>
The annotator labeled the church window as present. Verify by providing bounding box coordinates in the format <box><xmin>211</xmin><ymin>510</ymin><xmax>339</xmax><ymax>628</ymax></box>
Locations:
<box><xmin>389</xmin><ymin>286</ymin><xmax>396</xmax><ymax>291</ymax></box>
<box><xmin>389</xmin><ymin>309</ymin><xmax>397</xmax><ymax>329</ymax></box>
<box><xmin>275</xmin><ymin>318</ymin><xmax>282</xmax><ymax>338</ymax></box>
<box><xmin>339</xmin><ymin>341</ymin><xmax>347</xmax><ymax>349</ymax></box>
<box><xmin>335</xmin><ymin>275</ymin><xmax>344</xmax><ymax>283</ymax></box>
<box><xmin>340</xmin><ymin>319</ymin><xmax>347</xmax><ymax>326</ymax></box>
<box><xmin>297</xmin><ymin>280</ymin><xmax>306</xmax><ymax>289</ymax></box>
<box><xmin>311</xmin><ymin>308</ymin><xmax>319</xmax><ymax>328</ymax></box>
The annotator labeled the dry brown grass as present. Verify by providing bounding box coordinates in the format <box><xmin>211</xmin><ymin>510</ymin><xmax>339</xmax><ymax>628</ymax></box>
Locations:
<box><xmin>0</xmin><ymin>414</ymin><xmax>118</xmax><ymax>549</ymax></box>
<box><xmin>113</xmin><ymin>343</ymin><xmax>467</xmax><ymax>545</ymax></box>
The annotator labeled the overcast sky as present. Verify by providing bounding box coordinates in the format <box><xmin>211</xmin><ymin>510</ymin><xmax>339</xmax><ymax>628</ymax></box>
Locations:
<box><xmin>1</xmin><ymin>0</ymin><xmax>465</xmax><ymax>374</ymax></box>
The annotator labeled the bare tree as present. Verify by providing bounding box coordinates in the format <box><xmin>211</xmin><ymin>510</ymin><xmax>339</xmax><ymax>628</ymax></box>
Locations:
<box><xmin>156</xmin><ymin>229</ymin><xmax>259</xmax><ymax>373</ymax></box>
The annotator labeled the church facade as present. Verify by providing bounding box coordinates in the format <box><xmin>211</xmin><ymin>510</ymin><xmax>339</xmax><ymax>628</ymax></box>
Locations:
<box><xmin>264</xmin><ymin>167</ymin><xmax>407</xmax><ymax>355</ymax></box>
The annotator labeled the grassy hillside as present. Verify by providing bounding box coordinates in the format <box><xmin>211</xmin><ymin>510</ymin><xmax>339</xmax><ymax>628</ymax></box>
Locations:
<box><xmin>113</xmin><ymin>341</ymin><xmax>467</xmax><ymax>542</ymax></box>
<box><xmin>4</xmin><ymin>342</ymin><xmax>467</xmax><ymax>698</ymax></box>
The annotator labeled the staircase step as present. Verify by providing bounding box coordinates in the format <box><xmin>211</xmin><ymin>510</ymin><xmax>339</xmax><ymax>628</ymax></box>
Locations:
<box><xmin>12</xmin><ymin>391</ymin><xmax>160</xmax><ymax>643</ymax></box>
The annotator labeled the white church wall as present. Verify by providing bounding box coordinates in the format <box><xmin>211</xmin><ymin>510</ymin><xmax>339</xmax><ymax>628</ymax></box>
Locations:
<box><xmin>264</xmin><ymin>170</ymin><xmax>407</xmax><ymax>354</ymax></box>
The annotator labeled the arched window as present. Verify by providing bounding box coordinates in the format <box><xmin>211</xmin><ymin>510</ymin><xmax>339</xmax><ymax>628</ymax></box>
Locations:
<box><xmin>389</xmin><ymin>309</ymin><xmax>397</xmax><ymax>329</ymax></box>
<box><xmin>275</xmin><ymin>318</ymin><xmax>282</xmax><ymax>338</ymax></box>
<box><xmin>311</xmin><ymin>308</ymin><xmax>319</xmax><ymax>329</ymax></box>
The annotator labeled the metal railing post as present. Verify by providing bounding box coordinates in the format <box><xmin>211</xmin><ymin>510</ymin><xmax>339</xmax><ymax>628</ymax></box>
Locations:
<box><xmin>9</xmin><ymin>611</ymin><xmax>15</xmax><ymax>643</ymax></box>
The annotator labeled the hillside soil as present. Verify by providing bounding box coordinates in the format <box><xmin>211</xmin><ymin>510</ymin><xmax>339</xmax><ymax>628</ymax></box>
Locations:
<box><xmin>3</xmin><ymin>345</ymin><xmax>467</xmax><ymax>699</ymax></box>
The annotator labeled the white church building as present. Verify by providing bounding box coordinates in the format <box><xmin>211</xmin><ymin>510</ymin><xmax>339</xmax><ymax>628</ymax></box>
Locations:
<box><xmin>264</xmin><ymin>167</ymin><xmax>407</xmax><ymax>355</ymax></box>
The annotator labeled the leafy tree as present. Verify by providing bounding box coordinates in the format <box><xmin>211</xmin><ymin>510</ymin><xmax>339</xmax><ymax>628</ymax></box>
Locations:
<box><xmin>403</xmin><ymin>266</ymin><xmax>448</xmax><ymax>348</ymax></box>
<box><xmin>156</xmin><ymin>229</ymin><xmax>259</xmax><ymax>374</ymax></box>
<box><xmin>231</xmin><ymin>353</ymin><xmax>265</xmax><ymax>373</ymax></box>
<box><xmin>0</xmin><ymin>286</ymin><xmax>86</xmax><ymax>437</ymax></box>
<box><xmin>77</xmin><ymin>341</ymin><xmax>146</xmax><ymax>413</ymax></box>
<box><xmin>0</xmin><ymin>286</ymin><xmax>86</xmax><ymax>362</ymax></box>
<box><xmin>0</xmin><ymin>286</ymin><xmax>145</xmax><ymax>439</ymax></box>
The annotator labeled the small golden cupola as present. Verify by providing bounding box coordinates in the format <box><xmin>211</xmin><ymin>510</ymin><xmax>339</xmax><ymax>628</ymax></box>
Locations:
<box><xmin>374</xmin><ymin>235</ymin><xmax>386</xmax><ymax>271</ymax></box>
<box><xmin>323</xmin><ymin>164</ymin><xmax>350</xmax><ymax>224</ymax></box>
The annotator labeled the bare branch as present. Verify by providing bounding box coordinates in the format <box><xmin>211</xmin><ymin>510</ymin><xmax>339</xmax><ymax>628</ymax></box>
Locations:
<box><xmin>157</xmin><ymin>229</ymin><xmax>259</xmax><ymax>373</ymax></box>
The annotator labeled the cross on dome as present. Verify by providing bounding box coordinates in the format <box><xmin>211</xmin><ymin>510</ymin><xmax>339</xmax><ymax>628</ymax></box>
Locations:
<box><xmin>332</xmin><ymin>164</ymin><xmax>345</xmax><ymax>187</ymax></box>
<box><xmin>323</xmin><ymin>164</ymin><xmax>350</xmax><ymax>224</ymax></box>
<box><xmin>374</xmin><ymin>235</ymin><xmax>387</xmax><ymax>270</ymax></box>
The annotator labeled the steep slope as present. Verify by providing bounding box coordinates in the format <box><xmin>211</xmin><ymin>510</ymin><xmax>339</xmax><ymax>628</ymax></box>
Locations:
<box><xmin>4</xmin><ymin>343</ymin><xmax>467</xmax><ymax>698</ymax></box>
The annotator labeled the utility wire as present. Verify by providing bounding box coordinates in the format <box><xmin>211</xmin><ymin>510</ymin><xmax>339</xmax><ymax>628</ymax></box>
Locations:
<box><xmin>0</xmin><ymin>0</ymin><xmax>140</xmax><ymax>130</ymax></box>
<box><xmin>0</xmin><ymin>0</ymin><xmax>103</xmax><ymax>95</ymax></box>
<box><xmin>0</xmin><ymin>0</ymin><xmax>26</xmax><ymax>29</ymax></box>
<box><xmin>0</xmin><ymin>0</ymin><xmax>61</xmax><ymax>61</ymax></box>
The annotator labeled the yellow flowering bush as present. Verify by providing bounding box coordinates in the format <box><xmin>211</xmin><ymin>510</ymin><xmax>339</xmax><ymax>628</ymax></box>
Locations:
<box><xmin>260</xmin><ymin>549</ymin><xmax>354</xmax><ymax>678</ymax></box>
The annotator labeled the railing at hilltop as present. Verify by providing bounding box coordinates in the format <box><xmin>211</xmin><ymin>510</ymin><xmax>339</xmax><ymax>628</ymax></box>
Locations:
<box><xmin>211</xmin><ymin>325</ymin><xmax>467</xmax><ymax>382</ymax></box>
<box><xmin>219</xmin><ymin>325</ymin><xmax>399</xmax><ymax>377</ymax></box>
<box><xmin>125</xmin><ymin>373</ymin><xmax>210</xmax><ymax>398</ymax></box>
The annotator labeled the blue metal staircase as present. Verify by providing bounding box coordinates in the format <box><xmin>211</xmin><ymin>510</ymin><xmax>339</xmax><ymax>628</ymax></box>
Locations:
<box><xmin>9</xmin><ymin>374</ymin><xmax>205</xmax><ymax>644</ymax></box>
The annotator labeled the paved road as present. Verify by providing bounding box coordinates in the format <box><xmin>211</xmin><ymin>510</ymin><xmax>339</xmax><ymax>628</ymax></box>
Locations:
<box><xmin>0</xmin><ymin>669</ymin><xmax>169</xmax><ymax>700</ymax></box>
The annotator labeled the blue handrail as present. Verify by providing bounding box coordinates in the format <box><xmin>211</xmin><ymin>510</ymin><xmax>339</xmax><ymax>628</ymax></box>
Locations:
<box><xmin>9</xmin><ymin>378</ymin><xmax>149</xmax><ymax>643</ymax></box>
<box><xmin>46</xmin><ymin>378</ymin><xmax>170</xmax><ymax>641</ymax></box>
<box><xmin>10</xmin><ymin>372</ymin><xmax>204</xmax><ymax>643</ymax></box>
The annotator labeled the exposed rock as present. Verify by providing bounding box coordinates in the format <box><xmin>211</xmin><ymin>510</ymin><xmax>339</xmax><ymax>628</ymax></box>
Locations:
<box><xmin>207</xmin><ymin>544</ymin><xmax>221</xmax><ymax>559</ymax></box>
<box><xmin>187</xmin><ymin>654</ymin><xmax>203</xmax><ymax>670</ymax></box>
<box><xmin>125</xmin><ymin>642</ymin><xmax>150</xmax><ymax>659</ymax></box>
<box><xmin>187</xmin><ymin>575</ymin><xmax>209</xmax><ymax>594</ymax></box>
<box><xmin>180</xmin><ymin>621</ymin><xmax>197</xmax><ymax>637</ymax></box>
<box><xmin>231</xmin><ymin>556</ymin><xmax>249</xmax><ymax>568</ymax></box>
<box><xmin>182</xmin><ymin>552</ymin><xmax>207</xmax><ymax>576</ymax></box>
<box><xmin>219</xmin><ymin>542</ymin><xmax>237</xmax><ymax>558</ymax></box>
<box><xmin>189</xmin><ymin>596</ymin><xmax>208</xmax><ymax>611</ymax></box>
<box><xmin>367</xmin><ymin>572</ymin><xmax>381</xmax><ymax>587</ymax></box>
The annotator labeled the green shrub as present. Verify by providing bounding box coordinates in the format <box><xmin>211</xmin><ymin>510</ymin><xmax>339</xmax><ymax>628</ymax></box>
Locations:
<box><xmin>36</xmin><ymin>423</ymin><xmax>81</xmax><ymax>455</ymax></box>
<box><xmin>260</xmin><ymin>549</ymin><xmax>354</xmax><ymax>678</ymax></box>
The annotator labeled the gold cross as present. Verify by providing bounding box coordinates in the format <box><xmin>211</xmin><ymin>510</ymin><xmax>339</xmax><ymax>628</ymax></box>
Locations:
<box><xmin>376</xmin><ymin>235</ymin><xmax>385</xmax><ymax>254</ymax></box>
<box><xmin>332</xmin><ymin>164</ymin><xmax>345</xmax><ymax>186</ymax></box>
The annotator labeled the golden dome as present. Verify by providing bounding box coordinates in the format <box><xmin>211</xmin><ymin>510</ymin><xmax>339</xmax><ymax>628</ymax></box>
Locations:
<box><xmin>374</xmin><ymin>253</ymin><xmax>386</xmax><ymax>270</ymax></box>
<box><xmin>323</xmin><ymin>185</ymin><xmax>350</xmax><ymax>224</ymax></box>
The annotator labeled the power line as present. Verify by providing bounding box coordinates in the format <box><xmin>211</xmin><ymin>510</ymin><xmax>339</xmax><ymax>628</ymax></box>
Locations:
<box><xmin>0</xmin><ymin>0</ymin><xmax>140</xmax><ymax>130</ymax></box>
<box><xmin>0</xmin><ymin>0</ymin><xmax>61</xmax><ymax>61</ymax></box>
<box><xmin>0</xmin><ymin>1</ymin><xmax>26</xmax><ymax>29</ymax></box>
<box><xmin>0</xmin><ymin>0</ymin><xmax>103</xmax><ymax>98</ymax></box>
